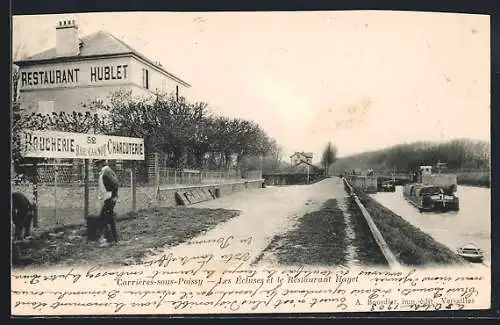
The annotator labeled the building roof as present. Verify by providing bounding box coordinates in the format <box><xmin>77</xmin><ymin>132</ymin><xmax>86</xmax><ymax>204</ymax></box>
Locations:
<box><xmin>290</xmin><ymin>151</ymin><xmax>313</xmax><ymax>159</ymax></box>
<box><xmin>14</xmin><ymin>30</ymin><xmax>190</xmax><ymax>87</ymax></box>
<box><xmin>293</xmin><ymin>159</ymin><xmax>318</xmax><ymax>169</ymax></box>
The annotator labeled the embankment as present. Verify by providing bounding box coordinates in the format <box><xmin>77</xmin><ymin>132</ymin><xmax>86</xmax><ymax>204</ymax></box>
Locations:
<box><xmin>346</xmin><ymin>184</ymin><xmax>465</xmax><ymax>267</ymax></box>
<box><xmin>455</xmin><ymin>171</ymin><xmax>490</xmax><ymax>188</ymax></box>
<box><xmin>13</xmin><ymin>207</ymin><xmax>241</xmax><ymax>268</ymax></box>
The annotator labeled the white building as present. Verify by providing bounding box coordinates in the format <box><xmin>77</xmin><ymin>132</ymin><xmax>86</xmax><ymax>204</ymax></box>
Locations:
<box><xmin>13</xmin><ymin>19</ymin><xmax>192</xmax><ymax>181</ymax></box>
<box><xmin>14</xmin><ymin>19</ymin><xmax>191</xmax><ymax>114</ymax></box>
<box><xmin>290</xmin><ymin>151</ymin><xmax>313</xmax><ymax>167</ymax></box>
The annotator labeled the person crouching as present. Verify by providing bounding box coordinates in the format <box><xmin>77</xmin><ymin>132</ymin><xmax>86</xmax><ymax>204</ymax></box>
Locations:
<box><xmin>95</xmin><ymin>159</ymin><xmax>120</xmax><ymax>247</ymax></box>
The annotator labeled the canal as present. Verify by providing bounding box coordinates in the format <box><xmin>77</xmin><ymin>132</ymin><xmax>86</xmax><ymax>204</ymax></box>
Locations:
<box><xmin>370</xmin><ymin>185</ymin><xmax>491</xmax><ymax>265</ymax></box>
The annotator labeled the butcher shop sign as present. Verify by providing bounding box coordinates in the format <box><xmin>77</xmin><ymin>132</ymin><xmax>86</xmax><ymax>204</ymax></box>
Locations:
<box><xmin>20</xmin><ymin>129</ymin><xmax>145</xmax><ymax>160</ymax></box>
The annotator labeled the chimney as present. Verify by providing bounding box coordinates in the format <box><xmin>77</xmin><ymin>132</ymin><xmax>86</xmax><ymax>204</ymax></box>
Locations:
<box><xmin>56</xmin><ymin>19</ymin><xmax>80</xmax><ymax>57</ymax></box>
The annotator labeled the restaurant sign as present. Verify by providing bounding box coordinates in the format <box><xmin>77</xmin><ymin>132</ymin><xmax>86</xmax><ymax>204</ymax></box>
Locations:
<box><xmin>20</xmin><ymin>129</ymin><xmax>145</xmax><ymax>160</ymax></box>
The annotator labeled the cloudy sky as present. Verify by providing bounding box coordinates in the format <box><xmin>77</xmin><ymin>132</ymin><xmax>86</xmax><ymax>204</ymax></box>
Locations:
<box><xmin>12</xmin><ymin>11</ymin><xmax>490</xmax><ymax>160</ymax></box>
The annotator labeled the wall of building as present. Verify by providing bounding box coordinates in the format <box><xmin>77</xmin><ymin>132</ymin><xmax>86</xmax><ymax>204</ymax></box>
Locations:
<box><xmin>20</xmin><ymin>84</ymin><xmax>136</xmax><ymax>113</ymax></box>
<box><xmin>18</xmin><ymin>56</ymin><xmax>133</xmax><ymax>91</ymax></box>
<box><xmin>18</xmin><ymin>55</ymin><xmax>189</xmax><ymax>113</ymax></box>
<box><xmin>18</xmin><ymin>56</ymin><xmax>134</xmax><ymax>112</ymax></box>
<box><xmin>290</xmin><ymin>154</ymin><xmax>312</xmax><ymax>166</ymax></box>
<box><xmin>129</xmin><ymin>57</ymin><xmax>187</xmax><ymax>98</ymax></box>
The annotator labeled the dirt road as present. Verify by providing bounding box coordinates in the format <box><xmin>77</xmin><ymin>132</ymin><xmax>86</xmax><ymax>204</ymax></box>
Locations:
<box><xmin>143</xmin><ymin>178</ymin><xmax>347</xmax><ymax>267</ymax></box>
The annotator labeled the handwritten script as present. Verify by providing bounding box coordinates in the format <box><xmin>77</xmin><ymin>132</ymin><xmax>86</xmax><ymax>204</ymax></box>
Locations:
<box><xmin>11</xmin><ymin>235</ymin><xmax>490</xmax><ymax>315</ymax></box>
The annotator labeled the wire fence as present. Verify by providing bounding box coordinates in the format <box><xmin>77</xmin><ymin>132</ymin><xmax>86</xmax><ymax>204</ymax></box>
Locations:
<box><xmin>11</xmin><ymin>156</ymin><xmax>262</xmax><ymax>232</ymax></box>
<box><xmin>157</xmin><ymin>168</ymin><xmax>243</xmax><ymax>188</ymax></box>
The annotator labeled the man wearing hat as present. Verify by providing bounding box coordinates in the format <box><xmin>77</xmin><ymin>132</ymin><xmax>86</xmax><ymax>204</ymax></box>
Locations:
<box><xmin>95</xmin><ymin>159</ymin><xmax>120</xmax><ymax>246</ymax></box>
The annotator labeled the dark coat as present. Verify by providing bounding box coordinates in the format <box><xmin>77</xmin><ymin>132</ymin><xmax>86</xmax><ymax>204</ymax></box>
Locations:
<box><xmin>101</xmin><ymin>166</ymin><xmax>119</xmax><ymax>196</ymax></box>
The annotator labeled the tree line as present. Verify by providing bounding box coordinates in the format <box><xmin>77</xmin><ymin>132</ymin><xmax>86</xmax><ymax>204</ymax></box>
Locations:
<box><xmin>329</xmin><ymin>139</ymin><xmax>490</xmax><ymax>173</ymax></box>
<box><xmin>11</xmin><ymin>87</ymin><xmax>284</xmax><ymax>175</ymax></box>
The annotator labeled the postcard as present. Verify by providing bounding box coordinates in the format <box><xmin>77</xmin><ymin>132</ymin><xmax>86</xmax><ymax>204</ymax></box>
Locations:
<box><xmin>11</xmin><ymin>10</ymin><xmax>491</xmax><ymax>315</ymax></box>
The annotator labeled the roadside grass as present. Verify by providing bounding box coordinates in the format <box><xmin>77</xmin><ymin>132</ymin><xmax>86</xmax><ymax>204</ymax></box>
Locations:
<box><xmin>12</xmin><ymin>207</ymin><xmax>240</xmax><ymax>269</ymax></box>
<box><xmin>259</xmin><ymin>199</ymin><xmax>347</xmax><ymax>266</ymax></box>
<box><xmin>352</xmin><ymin>190</ymin><xmax>465</xmax><ymax>266</ymax></box>
<box><xmin>346</xmin><ymin>197</ymin><xmax>388</xmax><ymax>266</ymax></box>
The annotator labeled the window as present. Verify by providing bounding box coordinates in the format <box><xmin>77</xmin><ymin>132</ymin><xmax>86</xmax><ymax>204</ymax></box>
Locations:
<box><xmin>176</xmin><ymin>85</ymin><xmax>179</xmax><ymax>101</ymax></box>
<box><xmin>38</xmin><ymin>101</ymin><xmax>54</xmax><ymax>114</ymax></box>
<box><xmin>142</xmin><ymin>68</ymin><xmax>150</xmax><ymax>89</ymax></box>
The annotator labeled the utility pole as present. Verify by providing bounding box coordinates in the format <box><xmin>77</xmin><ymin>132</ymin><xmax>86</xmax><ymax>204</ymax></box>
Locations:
<box><xmin>307</xmin><ymin>164</ymin><xmax>310</xmax><ymax>184</ymax></box>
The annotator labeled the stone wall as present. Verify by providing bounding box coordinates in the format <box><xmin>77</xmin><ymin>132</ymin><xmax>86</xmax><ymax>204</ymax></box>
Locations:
<box><xmin>345</xmin><ymin>175</ymin><xmax>378</xmax><ymax>193</ymax></box>
<box><xmin>262</xmin><ymin>173</ymin><xmax>324</xmax><ymax>186</ymax></box>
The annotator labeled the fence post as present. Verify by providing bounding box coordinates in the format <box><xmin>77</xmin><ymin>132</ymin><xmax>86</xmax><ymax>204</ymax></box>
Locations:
<box><xmin>31</xmin><ymin>162</ymin><xmax>39</xmax><ymax>228</ymax></box>
<box><xmin>84</xmin><ymin>159</ymin><xmax>89</xmax><ymax>219</ymax></box>
<box><xmin>155</xmin><ymin>153</ymin><xmax>160</xmax><ymax>191</ymax></box>
<box><xmin>131</xmin><ymin>164</ymin><xmax>136</xmax><ymax>213</ymax></box>
<box><xmin>54</xmin><ymin>160</ymin><xmax>60</xmax><ymax>224</ymax></box>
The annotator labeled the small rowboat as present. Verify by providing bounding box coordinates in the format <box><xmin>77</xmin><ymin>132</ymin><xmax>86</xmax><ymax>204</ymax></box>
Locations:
<box><xmin>457</xmin><ymin>243</ymin><xmax>484</xmax><ymax>263</ymax></box>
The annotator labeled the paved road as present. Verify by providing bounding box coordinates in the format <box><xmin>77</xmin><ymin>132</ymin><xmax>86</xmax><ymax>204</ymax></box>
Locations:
<box><xmin>143</xmin><ymin>178</ymin><xmax>347</xmax><ymax>268</ymax></box>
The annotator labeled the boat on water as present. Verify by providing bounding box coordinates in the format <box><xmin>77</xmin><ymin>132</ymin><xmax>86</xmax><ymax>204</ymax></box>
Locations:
<box><xmin>378</xmin><ymin>180</ymin><xmax>396</xmax><ymax>192</ymax></box>
<box><xmin>403</xmin><ymin>165</ymin><xmax>459</xmax><ymax>212</ymax></box>
<box><xmin>403</xmin><ymin>183</ymin><xmax>459</xmax><ymax>212</ymax></box>
<box><xmin>457</xmin><ymin>244</ymin><xmax>484</xmax><ymax>263</ymax></box>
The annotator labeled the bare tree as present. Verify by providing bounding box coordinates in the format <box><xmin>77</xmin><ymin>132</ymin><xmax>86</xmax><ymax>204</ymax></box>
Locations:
<box><xmin>321</xmin><ymin>142</ymin><xmax>338</xmax><ymax>176</ymax></box>
<box><xmin>90</xmin><ymin>90</ymin><xmax>280</xmax><ymax>171</ymax></box>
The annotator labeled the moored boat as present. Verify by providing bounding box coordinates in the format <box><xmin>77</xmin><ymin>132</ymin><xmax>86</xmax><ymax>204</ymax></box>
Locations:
<box><xmin>378</xmin><ymin>180</ymin><xmax>396</xmax><ymax>192</ymax></box>
<box><xmin>457</xmin><ymin>244</ymin><xmax>484</xmax><ymax>263</ymax></box>
<box><xmin>403</xmin><ymin>165</ymin><xmax>459</xmax><ymax>212</ymax></box>
<box><xmin>403</xmin><ymin>183</ymin><xmax>459</xmax><ymax>212</ymax></box>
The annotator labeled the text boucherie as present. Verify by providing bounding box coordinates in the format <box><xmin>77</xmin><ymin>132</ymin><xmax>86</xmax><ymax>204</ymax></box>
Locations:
<box><xmin>23</xmin><ymin>132</ymin><xmax>76</xmax><ymax>153</ymax></box>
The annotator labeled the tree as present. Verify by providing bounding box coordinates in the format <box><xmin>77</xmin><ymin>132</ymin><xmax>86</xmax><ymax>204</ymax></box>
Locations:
<box><xmin>87</xmin><ymin>89</ymin><xmax>281</xmax><ymax>172</ymax></box>
<box><xmin>329</xmin><ymin>139</ymin><xmax>490</xmax><ymax>173</ymax></box>
<box><xmin>321</xmin><ymin>142</ymin><xmax>337</xmax><ymax>176</ymax></box>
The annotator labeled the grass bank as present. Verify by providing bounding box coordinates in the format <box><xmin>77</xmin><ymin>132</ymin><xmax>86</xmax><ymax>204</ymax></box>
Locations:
<box><xmin>456</xmin><ymin>171</ymin><xmax>490</xmax><ymax>188</ymax></box>
<box><xmin>345</xmin><ymin>197</ymin><xmax>388</xmax><ymax>266</ymax></box>
<box><xmin>12</xmin><ymin>207</ymin><xmax>239</xmax><ymax>268</ymax></box>
<box><xmin>351</xmin><ymin>189</ymin><xmax>465</xmax><ymax>266</ymax></box>
<box><xmin>256</xmin><ymin>199</ymin><xmax>347</xmax><ymax>266</ymax></box>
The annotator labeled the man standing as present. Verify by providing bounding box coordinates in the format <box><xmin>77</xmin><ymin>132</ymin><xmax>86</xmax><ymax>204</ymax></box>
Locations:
<box><xmin>95</xmin><ymin>159</ymin><xmax>120</xmax><ymax>246</ymax></box>
<box><xmin>12</xmin><ymin>191</ymin><xmax>38</xmax><ymax>241</ymax></box>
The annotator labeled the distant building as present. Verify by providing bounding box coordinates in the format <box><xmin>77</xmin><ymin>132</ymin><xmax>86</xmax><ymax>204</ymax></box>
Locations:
<box><xmin>290</xmin><ymin>152</ymin><xmax>313</xmax><ymax>167</ymax></box>
<box><xmin>289</xmin><ymin>151</ymin><xmax>314</xmax><ymax>173</ymax></box>
<box><xmin>14</xmin><ymin>19</ymin><xmax>191</xmax><ymax>114</ymax></box>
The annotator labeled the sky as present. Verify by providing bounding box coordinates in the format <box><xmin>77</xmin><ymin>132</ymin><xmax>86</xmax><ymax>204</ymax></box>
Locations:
<box><xmin>12</xmin><ymin>11</ymin><xmax>490</xmax><ymax>161</ymax></box>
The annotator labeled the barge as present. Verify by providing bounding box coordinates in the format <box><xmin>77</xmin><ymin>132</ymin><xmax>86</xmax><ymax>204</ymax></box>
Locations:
<box><xmin>403</xmin><ymin>165</ymin><xmax>459</xmax><ymax>212</ymax></box>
